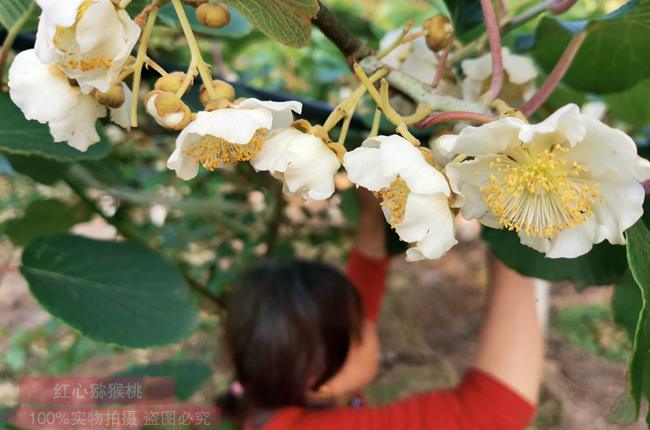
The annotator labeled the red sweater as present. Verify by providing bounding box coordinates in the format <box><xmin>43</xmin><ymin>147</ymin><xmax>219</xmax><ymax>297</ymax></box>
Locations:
<box><xmin>261</xmin><ymin>249</ymin><xmax>536</xmax><ymax>430</ymax></box>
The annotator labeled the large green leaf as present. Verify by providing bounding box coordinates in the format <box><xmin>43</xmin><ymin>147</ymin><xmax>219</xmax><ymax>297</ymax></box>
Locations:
<box><xmin>21</xmin><ymin>235</ymin><xmax>200</xmax><ymax>348</ymax></box>
<box><xmin>4</xmin><ymin>199</ymin><xmax>92</xmax><ymax>246</ymax></box>
<box><xmin>606</xmin><ymin>79</ymin><xmax>650</xmax><ymax>126</ymax></box>
<box><xmin>158</xmin><ymin>3</ymin><xmax>252</xmax><ymax>38</ymax></box>
<box><xmin>616</xmin><ymin>216</ymin><xmax>650</xmax><ymax>422</ymax></box>
<box><xmin>222</xmin><ymin>0</ymin><xmax>319</xmax><ymax>47</ymax></box>
<box><xmin>0</xmin><ymin>0</ymin><xmax>36</xmax><ymax>31</ymax></box>
<box><xmin>116</xmin><ymin>359</ymin><xmax>212</xmax><ymax>400</ymax></box>
<box><xmin>5</xmin><ymin>153</ymin><xmax>67</xmax><ymax>185</ymax></box>
<box><xmin>0</xmin><ymin>93</ymin><xmax>111</xmax><ymax>162</ymax></box>
<box><xmin>533</xmin><ymin>0</ymin><xmax>650</xmax><ymax>94</ymax></box>
<box><xmin>482</xmin><ymin>227</ymin><xmax>628</xmax><ymax>289</ymax></box>
<box><xmin>443</xmin><ymin>0</ymin><xmax>482</xmax><ymax>38</ymax></box>
<box><xmin>612</xmin><ymin>270</ymin><xmax>643</xmax><ymax>341</ymax></box>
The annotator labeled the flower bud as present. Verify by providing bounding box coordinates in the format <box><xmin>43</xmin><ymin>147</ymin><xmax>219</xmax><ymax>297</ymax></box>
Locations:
<box><xmin>94</xmin><ymin>84</ymin><xmax>126</xmax><ymax>109</ymax></box>
<box><xmin>199</xmin><ymin>79</ymin><xmax>236</xmax><ymax>107</ymax></box>
<box><xmin>196</xmin><ymin>3</ymin><xmax>230</xmax><ymax>29</ymax></box>
<box><xmin>204</xmin><ymin>98</ymin><xmax>232</xmax><ymax>112</ymax></box>
<box><xmin>154</xmin><ymin>72</ymin><xmax>188</xmax><ymax>94</ymax></box>
<box><xmin>424</xmin><ymin>14</ymin><xmax>454</xmax><ymax>52</ymax></box>
<box><xmin>145</xmin><ymin>91</ymin><xmax>192</xmax><ymax>131</ymax></box>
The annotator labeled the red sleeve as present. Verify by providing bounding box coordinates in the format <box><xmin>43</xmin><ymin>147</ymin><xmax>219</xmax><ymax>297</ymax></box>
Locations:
<box><xmin>265</xmin><ymin>369</ymin><xmax>536</xmax><ymax>430</ymax></box>
<box><xmin>345</xmin><ymin>248</ymin><xmax>390</xmax><ymax>321</ymax></box>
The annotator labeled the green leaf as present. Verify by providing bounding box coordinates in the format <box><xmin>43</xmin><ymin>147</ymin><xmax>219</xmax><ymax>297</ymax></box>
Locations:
<box><xmin>620</xmin><ymin>218</ymin><xmax>650</xmax><ymax>421</ymax></box>
<box><xmin>533</xmin><ymin>0</ymin><xmax>650</xmax><ymax>94</ymax></box>
<box><xmin>0</xmin><ymin>93</ymin><xmax>111</xmax><ymax>162</ymax></box>
<box><xmin>4</xmin><ymin>199</ymin><xmax>92</xmax><ymax>246</ymax></box>
<box><xmin>21</xmin><ymin>235</ymin><xmax>200</xmax><ymax>348</ymax></box>
<box><xmin>443</xmin><ymin>0</ymin><xmax>482</xmax><ymax>38</ymax></box>
<box><xmin>612</xmin><ymin>270</ymin><xmax>643</xmax><ymax>341</ymax></box>
<box><xmin>426</xmin><ymin>0</ymin><xmax>451</xmax><ymax>17</ymax></box>
<box><xmin>116</xmin><ymin>359</ymin><xmax>212</xmax><ymax>400</ymax></box>
<box><xmin>605</xmin><ymin>79</ymin><xmax>650</xmax><ymax>126</ymax></box>
<box><xmin>222</xmin><ymin>0</ymin><xmax>319</xmax><ymax>47</ymax></box>
<box><xmin>482</xmin><ymin>227</ymin><xmax>628</xmax><ymax>289</ymax></box>
<box><xmin>5</xmin><ymin>154</ymin><xmax>67</xmax><ymax>185</ymax></box>
<box><xmin>0</xmin><ymin>0</ymin><xmax>35</xmax><ymax>31</ymax></box>
<box><xmin>158</xmin><ymin>3</ymin><xmax>252</xmax><ymax>38</ymax></box>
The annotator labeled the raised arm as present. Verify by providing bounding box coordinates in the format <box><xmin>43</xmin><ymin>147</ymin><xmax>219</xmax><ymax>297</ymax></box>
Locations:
<box><xmin>472</xmin><ymin>253</ymin><xmax>544</xmax><ymax>404</ymax></box>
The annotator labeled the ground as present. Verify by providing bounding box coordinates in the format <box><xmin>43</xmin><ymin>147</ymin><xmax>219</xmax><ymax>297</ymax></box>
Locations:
<box><xmin>0</xmin><ymin>217</ymin><xmax>643</xmax><ymax>429</ymax></box>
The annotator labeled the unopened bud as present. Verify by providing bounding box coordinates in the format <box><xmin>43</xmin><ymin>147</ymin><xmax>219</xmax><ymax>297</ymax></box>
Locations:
<box><xmin>204</xmin><ymin>98</ymin><xmax>232</xmax><ymax>111</ymax></box>
<box><xmin>145</xmin><ymin>91</ymin><xmax>192</xmax><ymax>131</ymax></box>
<box><xmin>199</xmin><ymin>79</ymin><xmax>235</xmax><ymax>107</ymax></box>
<box><xmin>196</xmin><ymin>3</ymin><xmax>230</xmax><ymax>29</ymax></box>
<box><xmin>424</xmin><ymin>14</ymin><xmax>454</xmax><ymax>52</ymax></box>
<box><xmin>94</xmin><ymin>84</ymin><xmax>126</xmax><ymax>109</ymax></box>
<box><xmin>155</xmin><ymin>72</ymin><xmax>188</xmax><ymax>94</ymax></box>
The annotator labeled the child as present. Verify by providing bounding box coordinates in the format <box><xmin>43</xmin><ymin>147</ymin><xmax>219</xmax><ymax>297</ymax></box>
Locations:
<box><xmin>220</xmin><ymin>188</ymin><xmax>542</xmax><ymax>429</ymax></box>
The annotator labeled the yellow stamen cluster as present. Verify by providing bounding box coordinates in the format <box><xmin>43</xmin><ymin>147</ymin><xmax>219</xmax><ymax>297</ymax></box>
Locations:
<box><xmin>378</xmin><ymin>176</ymin><xmax>410</xmax><ymax>225</ymax></box>
<box><xmin>480</xmin><ymin>145</ymin><xmax>601</xmax><ymax>238</ymax></box>
<box><xmin>184</xmin><ymin>129</ymin><xmax>268</xmax><ymax>171</ymax></box>
<box><xmin>52</xmin><ymin>1</ymin><xmax>113</xmax><ymax>73</ymax></box>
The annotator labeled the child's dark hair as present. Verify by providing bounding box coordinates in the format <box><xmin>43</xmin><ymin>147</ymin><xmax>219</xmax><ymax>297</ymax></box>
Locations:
<box><xmin>217</xmin><ymin>259</ymin><xmax>363</xmax><ymax>420</ymax></box>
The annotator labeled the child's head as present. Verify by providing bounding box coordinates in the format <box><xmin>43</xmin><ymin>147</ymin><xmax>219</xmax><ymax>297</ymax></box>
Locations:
<box><xmin>224</xmin><ymin>259</ymin><xmax>376</xmax><ymax>412</ymax></box>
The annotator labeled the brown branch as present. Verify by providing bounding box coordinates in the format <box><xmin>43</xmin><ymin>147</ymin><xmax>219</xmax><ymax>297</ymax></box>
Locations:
<box><xmin>312</xmin><ymin>0</ymin><xmax>372</xmax><ymax>65</ymax></box>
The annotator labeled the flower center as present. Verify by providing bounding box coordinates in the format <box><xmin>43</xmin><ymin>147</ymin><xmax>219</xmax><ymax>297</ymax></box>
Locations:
<box><xmin>480</xmin><ymin>146</ymin><xmax>601</xmax><ymax>238</ymax></box>
<box><xmin>52</xmin><ymin>1</ymin><xmax>114</xmax><ymax>73</ymax></box>
<box><xmin>185</xmin><ymin>129</ymin><xmax>268</xmax><ymax>170</ymax></box>
<box><xmin>378</xmin><ymin>176</ymin><xmax>410</xmax><ymax>225</ymax></box>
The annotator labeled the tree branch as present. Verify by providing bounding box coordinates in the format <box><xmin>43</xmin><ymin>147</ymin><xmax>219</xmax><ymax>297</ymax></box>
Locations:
<box><xmin>312</xmin><ymin>1</ymin><xmax>372</xmax><ymax>65</ymax></box>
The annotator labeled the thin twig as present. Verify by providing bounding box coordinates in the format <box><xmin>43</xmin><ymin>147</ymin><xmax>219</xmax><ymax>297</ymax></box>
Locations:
<box><xmin>312</xmin><ymin>0</ymin><xmax>372</xmax><ymax>65</ymax></box>
<box><xmin>550</xmin><ymin>0</ymin><xmax>578</xmax><ymax>14</ymax></box>
<box><xmin>643</xmin><ymin>180</ymin><xmax>650</xmax><ymax>196</ymax></box>
<box><xmin>521</xmin><ymin>31</ymin><xmax>587</xmax><ymax>117</ymax></box>
<box><xmin>416</xmin><ymin>111</ymin><xmax>496</xmax><ymax>128</ymax></box>
<box><xmin>479</xmin><ymin>0</ymin><xmax>504</xmax><ymax>103</ymax></box>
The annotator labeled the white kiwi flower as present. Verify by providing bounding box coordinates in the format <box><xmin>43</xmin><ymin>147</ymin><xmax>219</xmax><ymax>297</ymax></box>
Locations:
<box><xmin>379</xmin><ymin>28</ymin><xmax>460</xmax><ymax>97</ymax></box>
<box><xmin>34</xmin><ymin>0</ymin><xmax>140</xmax><ymax>94</ymax></box>
<box><xmin>443</xmin><ymin>104</ymin><xmax>650</xmax><ymax>258</ymax></box>
<box><xmin>251</xmin><ymin>125</ymin><xmax>340</xmax><ymax>200</ymax></box>
<box><xmin>461</xmin><ymin>48</ymin><xmax>537</xmax><ymax>103</ymax></box>
<box><xmin>167</xmin><ymin>99</ymin><xmax>302</xmax><ymax>180</ymax></box>
<box><xmin>8</xmin><ymin>49</ymin><xmax>109</xmax><ymax>151</ymax></box>
<box><xmin>344</xmin><ymin>135</ymin><xmax>457</xmax><ymax>261</ymax></box>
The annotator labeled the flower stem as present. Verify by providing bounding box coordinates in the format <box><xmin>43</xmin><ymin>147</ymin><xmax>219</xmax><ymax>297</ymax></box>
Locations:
<box><xmin>521</xmin><ymin>31</ymin><xmax>587</xmax><ymax>117</ymax></box>
<box><xmin>479</xmin><ymin>0</ymin><xmax>504</xmax><ymax>103</ymax></box>
<box><xmin>416</xmin><ymin>111</ymin><xmax>496</xmax><ymax>128</ymax></box>
<box><xmin>376</xmin><ymin>21</ymin><xmax>413</xmax><ymax>60</ymax></box>
<box><xmin>431</xmin><ymin>44</ymin><xmax>451</xmax><ymax>88</ymax></box>
<box><xmin>369</xmin><ymin>108</ymin><xmax>382</xmax><ymax>137</ymax></box>
<box><xmin>130</xmin><ymin>6</ymin><xmax>159</xmax><ymax>127</ymax></box>
<box><xmin>0</xmin><ymin>1</ymin><xmax>36</xmax><ymax>90</ymax></box>
<box><xmin>144</xmin><ymin>56</ymin><xmax>168</xmax><ymax>76</ymax></box>
<box><xmin>171</xmin><ymin>0</ymin><xmax>218</xmax><ymax>100</ymax></box>
<box><xmin>176</xmin><ymin>58</ymin><xmax>197</xmax><ymax>97</ymax></box>
<box><xmin>322</xmin><ymin>68</ymin><xmax>387</xmax><ymax>131</ymax></box>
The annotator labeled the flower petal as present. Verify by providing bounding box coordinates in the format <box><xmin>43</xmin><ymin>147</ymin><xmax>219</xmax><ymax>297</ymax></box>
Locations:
<box><xmin>518</xmin><ymin>104</ymin><xmax>585</xmax><ymax>147</ymax></box>
<box><xmin>404</xmin><ymin>195</ymin><xmax>457</xmax><ymax>261</ymax></box>
<box><xmin>8</xmin><ymin>50</ymin><xmax>79</xmax><ymax>123</ymax></box>
<box><xmin>442</xmin><ymin>118</ymin><xmax>524</xmax><ymax>156</ymax></box>
<box><xmin>343</xmin><ymin>146</ymin><xmax>395</xmax><ymax>191</ymax></box>
<box><xmin>36</xmin><ymin>0</ymin><xmax>86</xmax><ymax>27</ymax></box>
<box><xmin>48</xmin><ymin>94</ymin><xmax>106</xmax><ymax>152</ymax></box>
<box><xmin>189</xmin><ymin>108</ymin><xmax>273</xmax><ymax>144</ymax></box>
<box><xmin>395</xmin><ymin>193</ymin><xmax>444</xmax><ymax>242</ymax></box>
<box><xmin>544</xmin><ymin>217</ymin><xmax>599</xmax><ymax>258</ymax></box>
<box><xmin>236</xmin><ymin>98</ymin><xmax>302</xmax><ymax>129</ymax></box>
<box><xmin>168</xmin><ymin>129</ymin><xmax>201</xmax><ymax>180</ymax></box>
<box><xmin>502</xmin><ymin>48</ymin><xmax>537</xmax><ymax>85</ymax></box>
